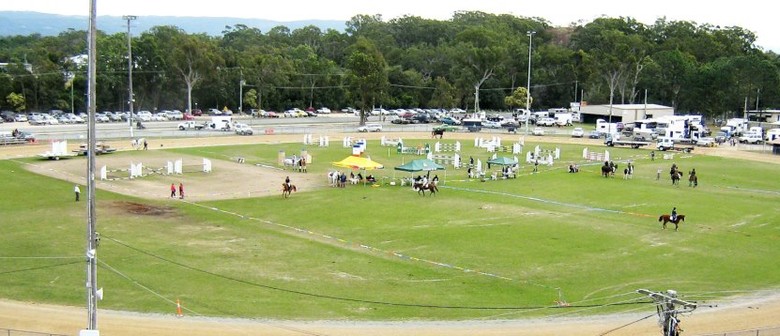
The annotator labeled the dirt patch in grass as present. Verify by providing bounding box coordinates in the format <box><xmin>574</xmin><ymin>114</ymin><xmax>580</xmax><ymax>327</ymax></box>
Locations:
<box><xmin>113</xmin><ymin>201</ymin><xmax>175</xmax><ymax>216</ymax></box>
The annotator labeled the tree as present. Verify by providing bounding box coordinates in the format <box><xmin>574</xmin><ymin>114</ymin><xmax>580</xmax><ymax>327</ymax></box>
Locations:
<box><xmin>345</xmin><ymin>37</ymin><xmax>388</xmax><ymax>124</ymax></box>
<box><xmin>453</xmin><ymin>26</ymin><xmax>508</xmax><ymax>112</ymax></box>
<box><xmin>6</xmin><ymin>92</ymin><xmax>25</xmax><ymax>112</ymax></box>
<box><xmin>504</xmin><ymin>87</ymin><xmax>532</xmax><ymax>110</ymax></box>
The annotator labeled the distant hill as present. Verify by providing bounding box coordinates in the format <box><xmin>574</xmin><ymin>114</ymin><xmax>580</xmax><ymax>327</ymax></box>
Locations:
<box><xmin>0</xmin><ymin>11</ymin><xmax>346</xmax><ymax>37</ymax></box>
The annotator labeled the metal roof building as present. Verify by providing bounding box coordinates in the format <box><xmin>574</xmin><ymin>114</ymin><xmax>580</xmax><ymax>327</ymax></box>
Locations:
<box><xmin>579</xmin><ymin>104</ymin><xmax>674</xmax><ymax>124</ymax></box>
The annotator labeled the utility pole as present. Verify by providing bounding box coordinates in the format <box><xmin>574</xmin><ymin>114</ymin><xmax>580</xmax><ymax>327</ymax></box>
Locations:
<box><xmin>81</xmin><ymin>0</ymin><xmax>100</xmax><ymax>334</ymax></box>
<box><xmin>123</xmin><ymin>15</ymin><xmax>137</xmax><ymax>138</ymax></box>
<box><xmin>637</xmin><ymin>289</ymin><xmax>697</xmax><ymax>336</ymax></box>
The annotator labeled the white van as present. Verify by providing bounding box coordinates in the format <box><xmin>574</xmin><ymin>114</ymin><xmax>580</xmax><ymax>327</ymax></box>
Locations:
<box><xmin>766</xmin><ymin>128</ymin><xmax>780</xmax><ymax>142</ymax></box>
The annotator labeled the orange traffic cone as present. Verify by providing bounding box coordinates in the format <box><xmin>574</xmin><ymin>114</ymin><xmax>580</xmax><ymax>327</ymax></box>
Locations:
<box><xmin>176</xmin><ymin>298</ymin><xmax>183</xmax><ymax>317</ymax></box>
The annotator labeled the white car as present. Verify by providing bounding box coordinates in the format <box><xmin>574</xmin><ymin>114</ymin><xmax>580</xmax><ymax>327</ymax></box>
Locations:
<box><xmin>234</xmin><ymin>123</ymin><xmax>254</xmax><ymax>135</ymax></box>
<box><xmin>532</xmin><ymin>127</ymin><xmax>545</xmax><ymax>136</ymax></box>
<box><xmin>316</xmin><ymin>107</ymin><xmax>331</xmax><ymax>114</ymax></box>
<box><xmin>537</xmin><ymin>117</ymin><xmax>556</xmax><ymax>126</ymax></box>
<box><xmin>571</xmin><ymin>127</ymin><xmax>584</xmax><ymax>138</ymax></box>
<box><xmin>738</xmin><ymin>133</ymin><xmax>763</xmax><ymax>144</ymax></box>
<box><xmin>357</xmin><ymin>123</ymin><xmax>382</xmax><ymax>132</ymax></box>
<box><xmin>482</xmin><ymin>120</ymin><xmax>502</xmax><ymax>129</ymax></box>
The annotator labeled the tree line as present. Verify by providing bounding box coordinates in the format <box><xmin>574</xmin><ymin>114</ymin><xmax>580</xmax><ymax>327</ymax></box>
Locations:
<box><xmin>0</xmin><ymin>11</ymin><xmax>778</xmax><ymax>120</ymax></box>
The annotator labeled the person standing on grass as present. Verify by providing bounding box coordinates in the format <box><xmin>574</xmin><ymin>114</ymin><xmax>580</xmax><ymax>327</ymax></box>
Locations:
<box><xmin>170</xmin><ymin>183</ymin><xmax>176</xmax><ymax>198</ymax></box>
<box><xmin>74</xmin><ymin>184</ymin><xmax>80</xmax><ymax>202</ymax></box>
<box><xmin>178</xmin><ymin>182</ymin><xmax>184</xmax><ymax>199</ymax></box>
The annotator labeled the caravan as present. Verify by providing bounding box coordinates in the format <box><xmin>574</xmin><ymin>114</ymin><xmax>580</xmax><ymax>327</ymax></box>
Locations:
<box><xmin>207</xmin><ymin>116</ymin><xmax>232</xmax><ymax>131</ymax></box>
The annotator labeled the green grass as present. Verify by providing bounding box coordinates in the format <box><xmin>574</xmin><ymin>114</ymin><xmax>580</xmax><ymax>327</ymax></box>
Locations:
<box><xmin>1</xmin><ymin>139</ymin><xmax>779</xmax><ymax>320</ymax></box>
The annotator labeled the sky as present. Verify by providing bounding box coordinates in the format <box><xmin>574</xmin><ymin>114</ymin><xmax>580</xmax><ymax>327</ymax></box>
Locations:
<box><xmin>4</xmin><ymin>0</ymin><xmax>779</xmax><ymax>52</ymax></box>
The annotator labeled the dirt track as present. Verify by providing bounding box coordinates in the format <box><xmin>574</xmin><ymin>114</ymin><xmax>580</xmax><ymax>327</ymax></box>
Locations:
<box><xmin>2</xmin><ymin>131</ymin><xmax>779</xmax><ymax>335</ymax></box>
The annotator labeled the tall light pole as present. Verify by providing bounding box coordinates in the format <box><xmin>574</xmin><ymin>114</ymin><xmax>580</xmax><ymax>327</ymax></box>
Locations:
<box><xmin>239</xmin><ymin>79</ymin><xmax>245</xmax><ymax>115</ymax></box>
<box><xmin>123</xmin><ymin>15</ymin><xmax>137</xmax><ymax>138</ymax></box>
<box><xmin>525</xmin><ymin>31</ymin><xmax>535</xmax><ymax>134</ymax></box>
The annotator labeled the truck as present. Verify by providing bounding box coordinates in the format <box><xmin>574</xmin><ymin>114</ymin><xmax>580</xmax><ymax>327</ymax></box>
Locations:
<box><xmin>178</xmin><ymin>121</ymin><xmax>206</xmax><ymax>130</ymax></box>
<box><xmin>604</xmin><ymin>134</ymin><xmax>651</xmax><ymax>148</ymax></box>
<box><xmin>656</xmin><ymin>137</ymin><xmax>695</xmax><ymax>153</ymax></box>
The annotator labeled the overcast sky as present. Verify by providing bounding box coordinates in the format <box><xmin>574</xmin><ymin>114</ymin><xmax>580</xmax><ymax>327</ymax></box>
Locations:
<box><xmin>4</xmin><ymin>0</ymin><xmax>779</xmax><ymax>52</ymax></box>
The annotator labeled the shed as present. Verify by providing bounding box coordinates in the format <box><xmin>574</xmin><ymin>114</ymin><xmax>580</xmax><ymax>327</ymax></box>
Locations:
<box><xmin>580</xmin><ymin>104</ymin><xmax>674</xmax><ymax>124</ymax></box>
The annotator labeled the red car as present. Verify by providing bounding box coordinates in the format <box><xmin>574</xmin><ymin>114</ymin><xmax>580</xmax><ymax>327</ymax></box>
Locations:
<box><xmin>190</xmin><ymin>109</ymin><xmax>203</xmax><ymax>116</ymax></box>
<box><xmin>182</xmin><ymin>113</ymin><xmax>195</xmax><ymax>120</ymax></box>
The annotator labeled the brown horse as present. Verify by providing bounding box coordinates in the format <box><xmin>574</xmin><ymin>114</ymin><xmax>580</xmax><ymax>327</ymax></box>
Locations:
<box><xmin>432</xmin><ymin>128</ymin><xmax>445</xmax><ymax>139</ymax></box>
<box><xmin>282</xmin><ymin>183</ymin><xmax>297</xmax><ymax>198</ymax></box>
<box><xmin>658</xmin><ymin>214</ymin><xmax>686</xmax><ymax>231</ymax></box>
<box><xmin>413</xmin><ymin>182</ymin><xmax>438</xmax><ymax>196</ymax></box>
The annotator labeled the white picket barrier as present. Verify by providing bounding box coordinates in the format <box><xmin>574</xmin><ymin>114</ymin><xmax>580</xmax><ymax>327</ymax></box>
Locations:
<box><xmin>343</xmin><ymin>137</ymin><xmax>353</xmax><ymax>148</ymax></box>
<box><xmin>381</xmin><ymin>136</ymin><xmax>403</xmax><ymax>147</ymax></box>
<box><xmin>303</xmin><ymin>133</ymin><xmax>314</xmax><ymax>145</ymax></box>
<box><xmin>319</xmin><ymin>136</ymin><xmax>330</xmax><ymax>147</ymax></box>
<box><xmin>203</xmin><ymin>158</ymin><xmax>212</xmax><ymax>173</ymax></box>
<box><xmin>582</xmin><ymin>148</ymin><xmax>610</xmax><ymax>162</ymax></box>
<box><xmin>427</xmin><ymin>152</ymin><xmax>461</xmax><ymax>169</ymax></box>
<box><xmin>130</xmin><ymin>162</ymin><xmax>143</xmax><ymax>178</ymax></box>
<box><xmin>434</xmin><ymin>141</ymin><xmax>461</xmax><ymax>153</ymax></box>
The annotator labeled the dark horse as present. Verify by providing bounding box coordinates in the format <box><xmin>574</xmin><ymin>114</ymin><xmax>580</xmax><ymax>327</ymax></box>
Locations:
<box><xmin>413</xmin><ymin>182</ymin><xmax>438</xmax><ymax>196</ymax></box>
<box><xmin>282</xmin><ymin>183</ymin><xmax>297</xmax><ymax>198</ymax></box>
<box><xmin>659</xmin><ymin>214</ymin><xmax>686</xmax><ymax>231</ymax></box>
<box><xmin>671</xmin><ymin>170</ymin><xmax>683</xmax><ymax>186</ymax></box>
<box><xmin>432</xmin><ymin>128</ymin><xmax>445</xmax><ymax>139</ymax></box>
<box><xmin>601</xmin><ymin>161</ymin><xmax>616</xmax><ymax>178</ymax></box>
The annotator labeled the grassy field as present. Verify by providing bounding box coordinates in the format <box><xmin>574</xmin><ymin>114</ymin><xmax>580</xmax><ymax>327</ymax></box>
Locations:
<box><xmin>1</xmin><ymin>138</ymin><xmax>778</xmax><ymax>320</ymax></box>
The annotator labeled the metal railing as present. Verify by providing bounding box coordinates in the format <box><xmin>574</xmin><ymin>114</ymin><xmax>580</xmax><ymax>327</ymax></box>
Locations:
<box><xmin>0</xmin><ymin>328</ymin><xmax>68</xmax><ymax>336</ymax></box>
<box><xmin>696</xmin><ymin>326</ymin><xmax>780</xmax><ymax>336</ymax></box>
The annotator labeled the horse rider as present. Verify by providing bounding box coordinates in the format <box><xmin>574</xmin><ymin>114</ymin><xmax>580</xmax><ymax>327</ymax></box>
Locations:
<box><xmin>432</xmin><ymin>175</ymin><xmax>439</xmax><ymax>185</ymax></box>
<box><xmin>671</xmin><ymin>207</ymin><xmax>678</xmax><ymax>222</ymax></box>
<box><xmin>285</xmin><ymin>176</ymin><xmax>291</xmax><ymax>190</ymax></box>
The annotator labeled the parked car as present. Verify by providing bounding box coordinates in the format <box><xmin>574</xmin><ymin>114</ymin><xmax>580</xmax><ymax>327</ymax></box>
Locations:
<box><xmin>234</xmin><ymin>123</ymin><xmax>254</xmax><ymax>135</ymax></box>
<box><xmin>316</xmin><ymin>107</ymin><xmax>331</xmax><ymax>114</ymax></box>
<box><xmin>433</xmin><ymin>124</ymin><xmax>460</xmax><ymax>132</ymax></box>
<box><xmin>571</xmin><ymin>127</ymin><xmax>585</xmax><ymax>138</ymax></box>
<box><xmin>357</xmin><ymin>123</ymin><xmax>383</xmax><ymax>132</ymax></box>
<box><xmin>440</xmin><ymin>117</ymin><xmax>461</xmax><ymax>125</ymax></box>
<box><xmin>588</xmin><ymin>131</ymin><xmax>602</xmax><ymax>139</ymax></box>
<box><xmin>166</xmin><ymin>110</ymin><xmax>184</xmax><ymax>120</ymax></box>
<box><xmin>738</xmin><ymin>133</ymin><xmax>763</xmax><ymax>144</ymax></box>
<box><xmin>694</xmin><ymin>137</ymin><xmax>716</xmax><ymax>147</ymax></box>
<box><xmin>482</xmin><ymin>120</ymin><xmax>503</xmax><ymax>129</ymax></box>
<box><xmin>1</xmin><ymin>111</ymin><xmax>15</xmax><ymax>122</ymax></box>
<box><xmin>537</xmin><ymin>117</ymin><xmax>556</xmax><ymax>127</ymax></box>
<box><xmin>13</xmin><ymin>114</ymin><xmax>28</xmax><ymax>123</ymax></box>
<box><xmin>95</xmin><ymin>113</ymin><xmax>110</xmax><ymax>123</ymax></box>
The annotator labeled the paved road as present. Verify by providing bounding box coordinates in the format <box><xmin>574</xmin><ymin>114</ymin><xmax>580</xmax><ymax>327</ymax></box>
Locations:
<box><xmin>1</xmin><ymin>114</ymin><xmax>448</xmax><ymax>140</ymax></box>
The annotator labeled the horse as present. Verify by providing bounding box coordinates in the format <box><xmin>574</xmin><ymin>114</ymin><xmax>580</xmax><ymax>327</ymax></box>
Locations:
<box><xmin>601</xmin><ymin>161</ymin><xmax>614</xmax><ymax>178</ymax></box>
<box><xmin>282</xmin><ymin>183</ymin><xmax>297</xmax><ymax>198</ymax></box>
<box><xmin>671</xmin><ymin>170</ymin><xmax>682</xmax><ymax>186</ymax></box>
<box><xmin>413</xmin><ymin>182</ymin><xmax>438</xmax><ymax>196</ymax></box>
<box><xmin>283</xmin><ymin>157</ymin><xmax>302</xmax><ymax>171</ymax></box>
<box><xmin>658</xmin><ymin>214</ymin><xmax>686</xmax><ymax>231</ymax></box>
<box><xmin>432</xmin><ymin>128</ymin><xmax>445</xmax><ymax>139</ymax></box>
<box><xmin>688</xmin><ymin>173</ymin><xmax>698</xmax><ymax>187</ymax></box>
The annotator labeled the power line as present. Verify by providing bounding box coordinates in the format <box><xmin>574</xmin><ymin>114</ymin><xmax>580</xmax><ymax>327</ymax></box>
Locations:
<box><xmin>0</xmin><ymin>260</ymin><xmax>81</xmax><ymax>275</ymax></box>
<box><xmin>102</xmin><ymin>235</ymin><xmax>649</xmax><ymax>311</ymax></box>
